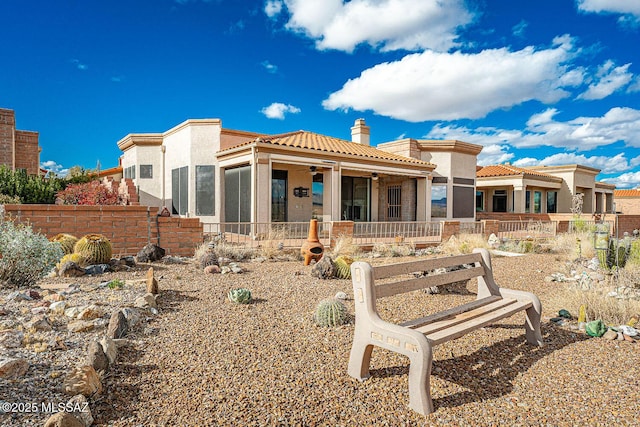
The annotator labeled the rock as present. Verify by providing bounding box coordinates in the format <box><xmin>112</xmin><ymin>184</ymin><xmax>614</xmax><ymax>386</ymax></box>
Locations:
<box><xmin>623</xmin><ymin>334</ymin><xmax>636</xmax><ymax>343</ymax></box>
<box><xmin>488</xmin><ymin>233</ymin><xmax>500</xmax><ymax>248</ymax></box>
<box><xmin>64</xmin><ymin>365</ymin><xmax>102</xmax><ymax>396</ymax></box>
<box><xmin>311</xmin><ymin>255</ymin><xmax>336</xmax><ymax>280</ymax></box>
<box><xmin>86</xmin><ymin>340</ymin><xmax>109</xmax><ymax>373</ymax></box>
<box><xmin>7</xmin><ymin>290</ymin><xmax>33</xmax><ymax>301</ymax></box>
<box><xmin>230</xmin><ymin>264</ymin><xmax>244</xmax><ymax>274</ymax></box>
<box><xmin>106</xmin><ymin>310</ymin><xmax>128</xmax><ymax>339</ymax></box>
<box><xmin>43</xmin><ymin>411</ymin><xmax>85</xmax><ymax>427</ymax></box>
<box><xmin>59</xmin><ymin>261</ymin><xmax>86</xmax><ymax>277</ymax></box>
<box><xmin>31</xmin><ymin>306</ymin><xmax>49</xmax><ymax>315</ymax></box>
<box><xmin>26</xmin><ymin>289</ymin><xmax>41</xmax><ymax>299</ymax></box>
<box><xmin>49</xmin><ymin>336</ymin><xmax>68</xmax><ymax>351</ymax></box>
<box><xmin>25</xmin><ymin>315</ymin><xmax>52</xmax><ymax>332</ymax></box>
<box><xmin>50</xmin><ymin>301</ymin><xmax>67</xmax><ymax>314</ymax></box>
<box><xmin>44</xmin><ymin>293</ymin><xmax>66</xmax><ymax>302</ymax></box>
<box><xmin>121</xmin><ymin>307</ymin><xmax>140</xmax><ymax>327</ymax></box>
<box><xmin>0</xmin><ymin>357</ymin><xmax>29</xmax><ymax>379</ymax></box>
<box><xmin>99</xmin><ymin>336</ymin><xmax>117</xmax><ymax>365</ymax></box>
<box><xmin>77</xmin><ymin>305</ymin><xmax>104</xmax><ymax>321</ymax></box>
<box><xmin>65</xmin><ymin>307</ymin><xmax>81</xmax><ymax>319</ymax></box>
<box><xmin>84</xmin><ymin>264</ymin><xmax>111</xmax><ymax>275</ymax></box>
<box><xmin>120</xmin><ymin>256</ymin><xmax>136</xmax><ymax>267</ymax></box>
<box><xmin>134</xmin><ymin>293</ymin><xmax>157</xmax><ymax>309</ymax></box>
<box><xmin>0</xmin><ymin>307</ymin><xmax>7</xmax><ymax>316</ymax></box>
<box><xmin>221</xmin><ymin>266</ymin><xmax>231</xmax><ymax>274</ymax></box>
<box><xmin>602</xmin><ymin>329</ymin><xmax>617</xmax><ymax>340</ymax></box>
<box><xmin>0</xmin><ymin>329</ymin><xmax>24</xmax><ymax>348</ymax></box>
<box><xmin>204</xmin><ymin>265</ymin><xmax>221</xmax><ymax>274</ymax></box>
<box><xmin>67</xmin><ymin>320</ymin><xmax>94</xmax><ymax>333</ymax></box>
<box><xmin>67</xmin><ymin>394</ymin><xmax>93</xmax><ymax>427</ymax></box>
<box><xmin>335</xmin><ymin>291</ymin><xmax>347</xmax><ymax>300</ymax></box>
<box><xmin>146</xmin><ymin>267</ymin><xmax>159</xmax><ymax>295</ymax></box>
<box><xmin>136</xmin><ymin>243</ymin><xmax>166</xmax><ymax>263</ymax></box>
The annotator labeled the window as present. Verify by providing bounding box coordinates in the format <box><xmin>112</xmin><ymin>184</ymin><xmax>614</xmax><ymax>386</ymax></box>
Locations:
<box><xmin>171</xmin><ymin>166</ymin><xmax>188</xmax><ymax>215</ymax></box>
<box><xmin>492</xmin><ymin>190</ymin><xmax>507</xmax><ymax>212</ymax></box>
<box><xmin>547</xmin><ymin>191</ymin><xmax>558</xmax><ymax>213</ymax></box>
<box><xmin>140</xmin><ymin>165</ymin><xmax>153</xmax><ymax>179</ymax></box>
<box><xmin>476</xmin><ymin>190</ymin><xmax>484</xmax><ymax>212</ymax></box>
<box><xmin>387</xmin><ymin>185</ymin><xmax>402</xmax><ymax>220</ymax></box>
<box><xmin>196</xmin><ymin>165</ymin><xmax>214</xmax><ymax>216</ymax></box>
<box><xmin>272</xmin><ymin>170</ymin><xmax>287</xmax><ymax>222</ymax></box>
<box><xmin>312</xmin><ymin>173</ymin><xmax>323</xmax><ymax>220</ymax></box>
<box><xmin>525</xmin><ymin>190</ymin><xmax>531</xmax><ymax>213</ymax></box>
<box><xmin>341</xmin><ymin>177</ymin><xmax>370</xmax><ymax>221</ymax></box>
<box><xmin>431</xmin><ymin>185</ymin><xmax>447</xmax><ymax>218</ymax></box>
<box><xmin>123</xmin><ymin>165</ymin><xmax>136</xmax><ymax>179</ymax></box>
<box><xmin>453</xmin><ymin>186</ymin><xmax>474</xmax><ymax>218</ymax></box>
<box><xmin>224</xmin><ymin>165</ymin><xmax>251</xmax><ymax>223</ymax></box>
<box><xmin>534</xmin><ymin>191</ymin><xmax>542</xmax><ymax>213</ymax></box>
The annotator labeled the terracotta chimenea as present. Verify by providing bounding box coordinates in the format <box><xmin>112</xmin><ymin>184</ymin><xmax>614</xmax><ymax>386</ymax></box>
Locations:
<box><xmin>300</xmin><ymin>219</ymin><xmax>325</xmax><ymax>265</ymax></box>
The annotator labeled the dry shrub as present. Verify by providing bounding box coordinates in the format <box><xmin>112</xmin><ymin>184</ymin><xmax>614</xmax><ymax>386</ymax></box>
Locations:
<box><xmin>438</xmin><ymin>234</ymin><xmax>488</xmax><ymax>256</ymax></box>
<box><xmin>193</xmin><ymin>242</ymin><xmax>210</xmax><ymax>263</ymax></box>
<box><xmin>618</xmin><ymin>263</ymin><xmax>640</xmax><ymax>290</ymax></box>
<box><xmin>257</xmin><ymin>227</ymin><xmax>286</xmax><ymax>259</ymax></box>
<box><xmin>208</xmin><ymin>241</ymin><xmax>255</xmax><ymax>261</ymax></box>
<box><xmin>551</xmin><ymin>232</ymin><xmax>596</xmax><ymax>261</ymax></box>
<box><xmin>550</xmin><ymin>284</ymin><xmax>640</xmax><ymax>326</ymax></box>
<box><xmin>371</xmin><ymin>242</ymin><xmax>415</xmax><ymax>257</ymax></box>
<box><xmin>330</xmin><ymin>236</ymin><xmax>360</xmax><ymax>258</ymax></box>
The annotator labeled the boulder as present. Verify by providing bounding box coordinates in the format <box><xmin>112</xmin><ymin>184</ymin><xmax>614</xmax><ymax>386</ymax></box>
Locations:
<box><xmin>77</xmin><ymin>305</ymin><xmax>104</xmax><ymax>321</ymax></box>
<box><xmin>134</xmin><ymin>293</ymin><xmax>157</xmax><ymax>309</ymax></box>
<box><xmin>25</xmin><ymin>315</ymin><xmax>52</xmax><ymax>332</ymax></box>
<box><xmin>311</xmin><ymin>255</ymin><xmax>337</xmax><ymax>280</ymax></box>
<box><xmin>67</xmin><ymin>320</ymin><xmax>94</xmax><ymax>333</ymax></box>
<box><xmin>59</xmin><ymin>262</ymin><xmax>86</xmax><ymax>278</ymax></box>
<box><xmin>99</xmin><ymin>336</ymin><xmax>117</xmax><ymax>365</ymax></box>
<box><xmin>67</xmin><ymin>394</ymin><xmax>93</xmax><ymax>427</ymax></box>
<box><xmin>86</xmin><ymin>340</ymin><xmax>109</xmax><ymax>373</ymax></box>
<box><xmin>0</xmin><ymin>357</ymin><xmax>29</xmax><ymax>379</ymax></box>
<box><xmin>0</xmin><ymin>329</ymin><xmax>24</xmax><ymax>349</ymax></box>
<box><xmin>63</xmin><ymin>365</ymin><xmax>102</xmax><ymax>396</ymax></box>
<box><xmin>106</xmin><ymin>310</ymin><xmax>128</xmax><ymax>339</ymax></box>
<box><xmin>146</xmin><ymin>267</ymin><xmax>159</xmax><ymax>295</ymax></box>
<box><xmin>136</xmin><ymin>244</ymin><xmax>166</xmax><ymax>263</ymax></box>
<box><xmin>204</xmin><ymin>265</ymin><xmax>221</xmax><ymax>274</ymax></box>
<box><xmin>43</xmin><ymin>411</ymin><xmax>85</xmax><ymax>427</ymax></box>
<box><xmin>84</xmin><ymin>264</ymin><xmax>111</xmax><ymax>275</ymax></box>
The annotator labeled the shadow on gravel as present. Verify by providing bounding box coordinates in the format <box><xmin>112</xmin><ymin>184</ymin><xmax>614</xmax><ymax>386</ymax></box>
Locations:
<box><xmin>158</xmin><ymin>289</ymin><xmax>199</xmax><ymax>313</ymax></box>
<box><xmin>369</xmin><ymin>323</ymin><xmax>589</xmax><ymax>411</ymax></box>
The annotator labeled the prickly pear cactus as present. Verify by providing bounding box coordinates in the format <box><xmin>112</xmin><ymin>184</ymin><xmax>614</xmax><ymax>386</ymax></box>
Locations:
<box><xmin>51</xmin><ymin>233</ymin><xmax>78</xmax><ymax>255</ymax></box>
<box><xmin>334</xmin><ymin>255</ymin><xmax>354</xmax><ymax>279</ymax></box>
<box><xmin>314</xmin><ymin>298</ymin><xmax>348</xmax><ymax>327</ymax></box>
<box><xmin>228</xmin><ymin>288</ymin><xmax>252</xmax><ymax>304</ymax></box>
<box><xmin>74</xmin><ymin>234</ymin><xmax>113</xmax><ymax>265</ymax></box>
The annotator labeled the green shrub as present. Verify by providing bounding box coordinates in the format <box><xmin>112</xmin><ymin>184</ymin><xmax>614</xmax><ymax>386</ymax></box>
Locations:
<box><xmin>598</xmin><ymin>237</ymin><xmax>630</xmax><ymax>271</ymax></box>
<box><xmin>0</xmin><ymin>219</ymin><xmax>63</xmax><ymax>287</ymax></box>
<box><xmin>0</xmin><ymin>165</ymin><xmax>63</xmax><ymax>204</ymax></box>
<box><xmin>0</xmin><ymin>194</ymin><xmax>21</xmax><ymax>204</ymax></box>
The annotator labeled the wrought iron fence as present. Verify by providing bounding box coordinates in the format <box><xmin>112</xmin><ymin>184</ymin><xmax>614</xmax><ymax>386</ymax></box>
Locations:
<box><xmin>459</xmin><ymin>221</ymin><xmax>484</xmax><ymax>235</ymax></box>
<box><xmin>497</xmin><ymin>220</ymin><xmax>557</xmax><ymax>239</ymax></box>
<box><xmin>202</xmin><ymin>221</ymin><xmax>331</xmax><ymax>249</ymax></box>
<box><xmin>351</xmin><ymin>221</ymin><xmax>442</xmax><ymax>245</ymax></box>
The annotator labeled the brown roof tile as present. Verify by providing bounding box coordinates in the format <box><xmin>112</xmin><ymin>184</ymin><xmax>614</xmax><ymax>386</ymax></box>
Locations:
<box><xmin>477</xmin><ymin>164</ymin><xmax>560</xmax><ymax>180</ymax></box>
<box><xmin>614</xmin><ymin>189</ymin><xmax>640</xmax><ymax>197</ymax></box>
<box><xmin>221</xmin><ymin>130</ymin><xmax>434</xmax><ymax>166</ymax></box>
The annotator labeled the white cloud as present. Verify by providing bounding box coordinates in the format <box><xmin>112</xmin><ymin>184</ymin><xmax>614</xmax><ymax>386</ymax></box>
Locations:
<box><xmin>71</xmin><ymin>59</ymin><xmax>87</xmax><ymax>71</ymax></box>
<box><xmin>512</xmin><ymin>20</ymin><xmax>528</xmax><ymax>38</ymax></box>
<box><xmin>261</xmin><ymin>60</ymin><xmax>278</xmax><ymax>73</ymax></box>
<box><xmin>272</xmin><ymin>0</ymin><xmax>473</xmax><ymax>53</ymax></box>
<box><xmin>577</xmin><ymin>0</ymin><xmax>640</xmax><ymax>22</ymax></box>
<box><xmin>578</xmin><ymin>61</ymin><xmax>634</xmax><ymax>100</ymax></box>
<box><xmin>476</xmin><ymin>144</ymin><xmax>514</xmax><ymax>166</ymax></box>
<box><xmin>512</xmin><ymin>152</ymin><xmax>632</xmax><ymax>174</ymax></box>
<box><xmin>260</xmin><ymin>102</ymin><xmax>301</xmax><ymax>119</ymax></box>
<box><xmin>40</xmin><ymin>160</ymin><xmax>68</xmax><ymax>177</ymax></box>
<box><xmin>602</xmin><ymin>171</ymin><xmax>640</xmax><ymax>189</ymax></box>
<box><xmin>426</xmin><ymin>107</ymin><xmax>640</xmax><ymax>151</ymax></box>
<box><xmin>324</xmin><ymin>36</ymin><xmax>581</xmax><ymax>121</ymax></box>
<box><xmin>264</xmin><ymin>0</ymin><xmax>283</xmax><ymax>18</ymax></box>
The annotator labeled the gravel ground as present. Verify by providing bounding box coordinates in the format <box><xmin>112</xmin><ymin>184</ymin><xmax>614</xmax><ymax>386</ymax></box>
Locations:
<box><xmin>3</xmin><ymin>252</ymin><xmax>639</xmax><ymax>426</ymax></box>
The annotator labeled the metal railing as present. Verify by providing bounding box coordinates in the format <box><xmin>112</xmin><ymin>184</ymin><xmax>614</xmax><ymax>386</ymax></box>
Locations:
<box><xmin>497</xmin><ymin>220</ymin><xmax>557</xmax><ymax>239</ymax></box>
<box><xmin>459</xmin><ymin>221</ymin><xmax>484</xmax><ymax>235</ymax></box>
<box><xmin>351</xmin><ymin>221</ymin><xmax>442</xmax><ymax>245</ymax></box>
<box><xmin>568</xmin><ymin>219</ymin><xmax>615</xmax><ymax>234</ymax></box>
<box><xmin>203</xmin><ymin>221</ymin><xmax>331</xmax><ymax>249</ymax></box>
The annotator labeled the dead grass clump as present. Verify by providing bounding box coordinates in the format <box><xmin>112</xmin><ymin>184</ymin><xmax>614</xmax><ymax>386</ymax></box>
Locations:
<box><xmin>210</xmin><ymin>241</ymin><xmax>256</xmax><ymax>261</ymax></box>
<box><xmin>550</xmin><ymin>286</ymin><xmax>640</xmax><ymax>326</ymax></box>
<box><xmin>551</xmin><ymin>232</ymin><xmax>596</xmax><ymax>260</ymax></box>
<box><xmin>330</xmin><ymin>236</ymin><xmax>360</xmax><ymax>258</ymax></box>
<box><xmin>257</xmin><ymin>227</ymin><xmax>286</xmax><ymax>260</ymax></box>
<box><xmin>618</xmin><ymin>263</ymin><xmax>640</xmax><ymax>290</ymax></box>
<box><xmin>438</xmin><ymin>234</ymin><xmax>488</xmax><ymax>255</ymax></box>
<box><xmin>371</xmin><ymin>242</ymin><xmax>415</xmax><ymax>257</ymax></box>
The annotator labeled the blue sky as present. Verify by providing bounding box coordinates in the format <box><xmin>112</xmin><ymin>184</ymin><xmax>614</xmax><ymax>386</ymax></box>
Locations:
<box><xmin>1</xmin><ymin>0</ymin><xmax>639</xmax><ymax>187</ymax></box>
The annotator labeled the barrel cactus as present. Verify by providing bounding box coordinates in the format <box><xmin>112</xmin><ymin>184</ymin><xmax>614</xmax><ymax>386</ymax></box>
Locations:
<box><xmin>56</xmin><ymin>253</ymin><xmax>87</xmax><ymax>269</ymax></box>
<box><xmin>228</xmin><ymin>288</ymin><xmax>252</xmax><ymax>304</ymax></box>
<box><xmin>74</xmin><ymin>234</ymin><xmax>113</xmax><ymax>265</ymax></box>
<box><xmin>334</xmin><ymin>255</ymin><xmax>354</xmax><ymax>279</ymax></box>
<box><xmin>314</xmin><ymin>298</ymin><xmax>348</xmax><ymax>327</ymax></box>
<box><xmin>51</xmin><ymin>233</ymin><xmax>78</xmax><ymax>255</ymax></box>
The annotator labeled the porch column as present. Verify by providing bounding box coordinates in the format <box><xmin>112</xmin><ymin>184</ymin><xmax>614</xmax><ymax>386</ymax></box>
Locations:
<box><xmin>606</xmin><ymin>193</ymin><xmax>614</xmax><ymax>213</ymax></box>
<box><xmin>371</xmin><ymin>178</ymin><xmax>379</xmax><ymax>221</ymax></box>
<box><xmin>331</xmin><ymin>164</ymin><xmax>341</xmax><ymax>221</ymax></box>
<box><xmin>513</xmin><ymin>185</ymin><xmax>526</xmax><ymax>213</ymax></box>
<box><xmin>416</xmin><ymin>177</ymin><xmax>430</xmax><ymax>221</ymax></box>
<box><xmin>583</xmin><ymin>189</ymin><xmax>594</xmax><ymax>214</ymax></box>
<box><xmin>253</xmin><ymin>155</ymin><xmax>271</xmax><ymax>223</ymax></box>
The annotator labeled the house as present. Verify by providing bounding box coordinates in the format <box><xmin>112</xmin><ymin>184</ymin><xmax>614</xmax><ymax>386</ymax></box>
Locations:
<box><xmin>0</xmin><ymin>108</ymin><xmax>41</xmax><ymax>176</ymax></box>
<box><xmin>117</xmin><ymin>118</ymin><xmax>483</xmax><ymax>224</ymax></box>
<box><xmin>612</xmin><ymin>188</ymin><xmax>640</xmax><ymax>214</ymax></box>
<box><xmin>476</xmin><ymin>164</ymin><xmax>615</xmax><ymax>214</ymax></box>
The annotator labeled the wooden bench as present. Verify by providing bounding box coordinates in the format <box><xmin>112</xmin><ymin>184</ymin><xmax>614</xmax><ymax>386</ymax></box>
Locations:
<box><xmin>348</xmin><ymin>248</ymin><xmax>542</xmax><ymax>415</ymax></box>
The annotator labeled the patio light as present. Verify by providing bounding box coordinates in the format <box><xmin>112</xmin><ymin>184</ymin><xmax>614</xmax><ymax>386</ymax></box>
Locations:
<box><xmin>309</xmin><ymin>166</ymin><xmax>317</xmax><ymax>176</ymax></box>
<box><xmin>371</xmin><ymin>173</ymin><xmax>378</xmax><ymax>180</ymax></box>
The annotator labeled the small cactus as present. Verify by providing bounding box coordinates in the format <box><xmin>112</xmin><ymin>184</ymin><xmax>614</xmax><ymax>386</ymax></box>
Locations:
<box><xmin>74</xmin><ymin>234</ymin><xmax>113</xmax><ymax>265</ymax></box>
<box><xmin>334</xmin><ymin>255</ymin><xmax>354</xmax><ymax>279</ymax></box>
<box><xmin>314</xmin><ymin>298</ymin><xmax>348</xmax><ymax>327</ymax></box>
<box><xmin>50</xmin><ymin>233</ymin><xmax>78</xmax><ymax>255</ymax></box>
<box><xmin>228</xmin><ymin>288</ymin><xmax>252</xmax><ymax>304</ymax></box>
<box><xmin>56</xmin><ymin>253</ymin><xmax>87</xmax><ymax>270</ymax></box>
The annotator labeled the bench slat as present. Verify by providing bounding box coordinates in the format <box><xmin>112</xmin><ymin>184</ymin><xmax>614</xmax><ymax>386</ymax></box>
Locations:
<box><xmin>375</xmin><ymin>266</ymin><xmax>485</xmax><ymax>298</ymax></box>
<box><xmin>399</xmin><ymin>296</ymin><xmax>502</xmax><ymax>328</ymax></box>
<box><xmin>373</xmin><ymin>253</ymin><xmax>482</xmax><ymax>280</ymax></box>
<box><xmin>426</xmin><ymin>300</ymin><xmax>533</xmax><ymax>346</ymax></box>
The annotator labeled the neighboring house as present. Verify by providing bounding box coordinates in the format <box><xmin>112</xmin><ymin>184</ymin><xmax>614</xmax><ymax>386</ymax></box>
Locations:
<box><xmin>612</xmin><ymin>189</ymin><xmax>640</xmax><ymax>214</ymax></box>
<box><xmin>117</xmin><ymin>118</ymin><xmax>483</xmax><ymax>223</ymax></box>
<box><xmin>476</xmin><ymin>164</ymin><xmax>615</xmax><ymax>214</ymax></box>
<box><xmin>0</xmin><ymin>108</ymin><xmax>41</xmax><ymax>176</ymax></box>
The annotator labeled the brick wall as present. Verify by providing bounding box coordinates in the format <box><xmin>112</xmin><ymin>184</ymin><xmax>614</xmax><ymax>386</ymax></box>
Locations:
<box><xmin>0</xmin><ymin>108</ymin><xmax>15</xmax><ymax>168</ymax></box>
<box><xmin>616</xmin><ymin>215</ymin><xmax>640</xmax><ymax>235</ymax></box>
<box><xmin>14</xmin><ymin>130</ymin><xmax>39</xmax><ymax>175</ymax></box>
<box><xmin>615</xmin><ymin>199</ymin><xmax>640</xmax><ymax>215</ymax></box>
<box><xmin>2</xmin><ymin>204</ymin><xmax>203</xmax><ymax>257</ymax></box>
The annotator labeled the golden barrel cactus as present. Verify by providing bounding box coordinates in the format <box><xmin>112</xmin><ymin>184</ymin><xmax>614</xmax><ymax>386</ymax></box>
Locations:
<box><xmin>50</xmin><ymin>233</ymin><xmax>78</xmax><ymax>255</ymax></box>
<box><xmin>74</xmin><ymin>234</ymin><xmax>113</xmax><ymax>265</ymax></box>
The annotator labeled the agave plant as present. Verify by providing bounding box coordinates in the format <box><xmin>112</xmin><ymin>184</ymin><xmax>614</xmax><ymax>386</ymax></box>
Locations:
<box><xmin>228</xmin><ymin>288</ymin><xmax>252</xmax><ymax>304</ymax></box>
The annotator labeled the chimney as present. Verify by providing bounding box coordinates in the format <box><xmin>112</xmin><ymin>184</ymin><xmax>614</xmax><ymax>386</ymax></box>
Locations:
<box><xmin>351</xmin><ymin>118</ymin><xmax>370</xmax><ymax>145</ymax></box>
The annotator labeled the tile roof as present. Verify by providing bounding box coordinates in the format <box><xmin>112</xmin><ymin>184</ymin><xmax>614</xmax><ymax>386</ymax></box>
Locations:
<box><xmin>477</xmin><ymin>164</ymin><xmax>561</xmax><ymax>180</ymax></box>
<box><xmin>221</xmin><ymin>130</ymin><xmax>435</xmax><ymax>166</ymax></box>
<box><xmin>614</xmin><ymin>189</ymin><xmax>640</xmax><ymax>197</ymax></box>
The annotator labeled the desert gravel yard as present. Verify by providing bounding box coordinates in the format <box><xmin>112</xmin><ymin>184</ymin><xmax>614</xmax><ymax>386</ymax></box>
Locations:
<box><xmin>3</xmin><ymin>253</ymin><xmax>639</xmax><ymax>426</ymax></box>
